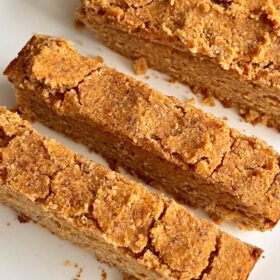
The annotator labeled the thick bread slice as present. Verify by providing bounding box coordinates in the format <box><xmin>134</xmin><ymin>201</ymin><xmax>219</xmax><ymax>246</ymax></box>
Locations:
<box><xmin>0</xmin><ymin>107</ymin><xmax>262</xmax><ymax>280</ymax></box>
<box><xmin>4</xmin><ymin>34</ymin><xmax>280</xmax><ymax>231</ymax></box>
<box><xmin>76</xmin><ymin>0</ymin><xmax>280</xmax><ymax>130</ymax></box>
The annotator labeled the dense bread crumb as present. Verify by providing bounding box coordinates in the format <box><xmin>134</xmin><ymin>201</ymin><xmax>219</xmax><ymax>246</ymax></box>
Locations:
<box><xmin>0</xmin><ymin>107</ymin><xmax>262</xmax><ymax>280</ymax></box>
<box><xmin>132</xmin><ymin>57</ymin><xmax>148</xmax><ymax>75</ymax></box>
<box><xmin>76</xmin><ymin>0</ymin><xmax>280</xmax><ymax>130</ymax></box>
<box><xmin>77</xmin><ymin>0</ymin><xmax>280</xmax><ymax>86</ymax></box>
<box><xmin>4</xmin><ymin>35</ymin><xmax>280</xmax><ymax>231</ymax></box>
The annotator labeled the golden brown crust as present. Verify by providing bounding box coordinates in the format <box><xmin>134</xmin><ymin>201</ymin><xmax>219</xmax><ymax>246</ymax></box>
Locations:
<box><xmin>4</xmin><ymin>34</ymin><xmax>101</xmax><ymax>93</ymax></box>
<box><xmin>150</xmin><ymin>202</ymin><xmax>217</xmax><ymax>278</ymax></box>
<box><xmin>201</xmin><ymin>233</ymin><xmax>262</xmax><ymax>280</ymax></box>
<box><xmin>4</xmin><ymin>34</ymin><xmax>280</xmax><ymax>230</ymax></box>
<box><xmin>77</xmin><ymin>0</ymin><xmax>280</xmax><ymax>87</ymax></box>
<box><xmin>76</xmin><ymin>0</ymin><xmax>280</xmax><ymax>130</ymax></box>
<box><xmin>0</xmin><ymin>107</ymin><xmax>262</xmax><ymax>280</ymax></box>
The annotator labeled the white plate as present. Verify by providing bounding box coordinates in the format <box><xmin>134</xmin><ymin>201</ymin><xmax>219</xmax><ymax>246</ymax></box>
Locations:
<box><xmin>0</xmin><ymin>1</ymin><xmax>279</xmax><ymax>279</ymax></box>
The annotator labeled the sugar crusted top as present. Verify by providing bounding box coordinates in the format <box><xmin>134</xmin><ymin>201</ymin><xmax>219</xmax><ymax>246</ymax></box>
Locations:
<box><xmin>5</xmin><ymin>35</ymin><xmax>280</xmax><ymax>225</ymax></box>
<box><xmin>0</xmin><ymin>107</ymin><xmax>261</xmax><ymax>279</ymax></box>
<box><xmin>79</xmin><ymin>0</ymin><xmax>280</xmax><ymax>88</ymax></box>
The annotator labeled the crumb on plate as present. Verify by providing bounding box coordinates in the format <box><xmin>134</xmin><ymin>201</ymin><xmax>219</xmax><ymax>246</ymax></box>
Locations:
<box><xmin>167</xmin><ymin>77</ymin><xmax>177</xmax><ymax>83</ymax></box>
<box><xmin>101</xmin><ymin>269</ymin><xmax>107</xmax><ymax>280</ymax></box>
<box><xmin>17</xmin><ymin>214</ymin><xmax>31</xmax><ymax>224</ymax></box>
<box><xmin>186</xmin><ymin>98</ymin><xmax>196</xmax><ymax>105</ymax></box>
<box><xmin>201</xmin><ymin>95</ymin><xmax>216</xmax><ymax>107</ymax></box>
<box><xmin>132</xmin><ymin>57</ymin><xmax>148</xmax><ymax>75</ymax></box>
<box><xmin>64</xmin><ymin>260</ymin><xmax>71</xmax><ymax>266</ymax></box>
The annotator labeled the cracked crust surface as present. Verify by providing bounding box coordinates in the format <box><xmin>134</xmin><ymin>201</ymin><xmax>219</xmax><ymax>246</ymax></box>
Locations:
<box><xmin>0</xmin><ymin>107</ymin><xmax>262</xmax><ymax>280</ymax></box>
<box><xmin>76</xmin><ymin>0</ymin><xmax>280</xmax><ymax>130</ymax></box>
<box><xmin>77</xmin><ymin>0</ymin><xmax>280</xmax><ymax>79</ymax></box>
<box><xmin>4</xmin><ymin>34</ymin><xmax>280</xmax><ymax>230</ymax></box>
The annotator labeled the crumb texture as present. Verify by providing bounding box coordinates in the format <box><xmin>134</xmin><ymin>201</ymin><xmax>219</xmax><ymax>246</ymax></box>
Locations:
<box><xmin>78</xmin><ymin>0</ymin><xmax>280</xmax><ymax>86</ymax></box>
<box><xmin>150</xmin><ymin>202</ymin><xmax>218</xmax><ymax>278</ymax></box>
<box><xmin>76</xmin><ymin>0</ymin><xmax>280</xmax><ymax>130</ymax></box>
<box><xmin>4</xmin><ymin>34</ymin><xmax>101</xmax><ymax>93</ymax></box>
<box><xmin>4</xmin><ymin>35</ymin><xmax>280</xmax><ymax>231</ymax></box>
<box><xmin>0</xmin><ymin>107</ymin><xmax>262</xmax><ymax>280</ymax></box>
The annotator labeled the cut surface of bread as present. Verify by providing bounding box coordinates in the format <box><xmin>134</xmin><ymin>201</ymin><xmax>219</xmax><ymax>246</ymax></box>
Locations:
<box><xmin>4</xmin><ymin>34</ymin><xmax>280</xmax><ymax>231</ymax></box>
<box><xmin>0</xmin><ymin>107</ymin><xmax>262</xmax><ymax>280</ymax></box>
<box><xmin>76</xmin><ymin>0</ymin><xmax>280</xmax><ymax>130</ymax></box>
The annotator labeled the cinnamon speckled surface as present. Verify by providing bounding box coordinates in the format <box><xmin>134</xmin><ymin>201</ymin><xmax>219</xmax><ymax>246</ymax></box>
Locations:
<box><xmin>0</xmin><ymin>1</ymin><xmax>280</xmax><ymax>280</ymax></box>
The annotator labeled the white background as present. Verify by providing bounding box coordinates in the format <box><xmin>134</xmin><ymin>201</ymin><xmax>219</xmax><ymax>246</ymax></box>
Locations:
<box><xmin>0</xmin><ymin>1</ymin><xmax>279</xmax><ymax>279</ymax></box>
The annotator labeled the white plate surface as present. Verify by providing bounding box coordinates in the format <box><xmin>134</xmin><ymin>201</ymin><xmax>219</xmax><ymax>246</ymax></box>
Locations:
<box><xmin>0</xmin><ymin>1</ymin><xmax>279</xmax><ymax>279</ymax></box>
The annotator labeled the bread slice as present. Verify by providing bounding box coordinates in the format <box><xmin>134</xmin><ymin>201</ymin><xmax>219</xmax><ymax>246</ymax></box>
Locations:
<box><xmin>4</xmin><ymin>34</ymin><xmax>280</xmax><ymax>231</ymax></box>
<box><xmin>75</xmin><ymin>0</ymin><xmax>280</xmax><ymax>130</ymax></box>
<box><xmin>0</xmin><ymin>107</ymin><xmax>262</xmax><ymax>280</ymax></box>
